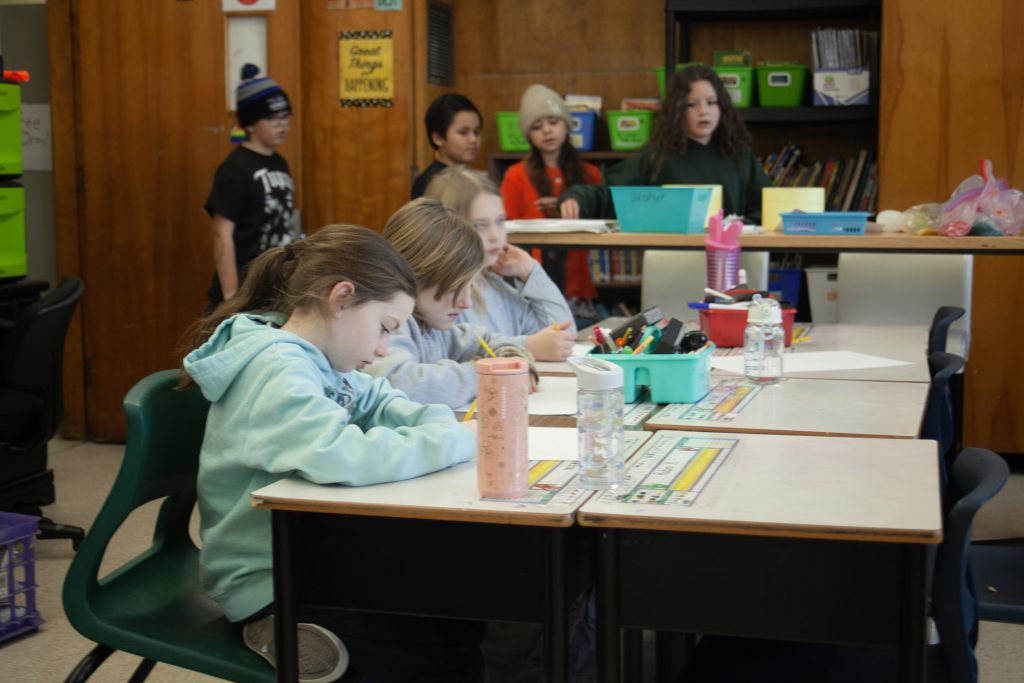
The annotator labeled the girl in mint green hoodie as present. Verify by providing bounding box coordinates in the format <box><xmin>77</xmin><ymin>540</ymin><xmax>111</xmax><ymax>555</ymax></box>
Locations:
<box><xmin>182</xmin><ymin>224</ymin><xmax>484</xmax><ymax>682</ymax></box>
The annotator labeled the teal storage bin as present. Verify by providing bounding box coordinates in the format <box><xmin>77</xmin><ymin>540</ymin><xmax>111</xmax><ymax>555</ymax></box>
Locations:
<box><xmin>611</xmin><ymin>185</ymin><xmax>712</xmax><ymax>233</ymax></box>
<box><xmin>0</xmin><ymin>83</ymin><xmax>22</xmax><ymax>178</ymax></box>
<box><xmin>588</xmin><ymin>343</ymin><xmax>713</xmax><ymax>404</ymax></box>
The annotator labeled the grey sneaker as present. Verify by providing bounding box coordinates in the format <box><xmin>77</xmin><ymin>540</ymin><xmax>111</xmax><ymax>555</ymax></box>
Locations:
<box><xmin>243</xmin><ymin>614</ymin><xmax>349</xmax><ymax>683</ymax></box>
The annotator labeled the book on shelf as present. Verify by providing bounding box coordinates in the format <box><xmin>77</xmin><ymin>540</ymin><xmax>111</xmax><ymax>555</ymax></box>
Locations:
<box><xmin>757</xmin><ymin>145</ymin><xmax>878</xmax><ymax>214</ymax></box>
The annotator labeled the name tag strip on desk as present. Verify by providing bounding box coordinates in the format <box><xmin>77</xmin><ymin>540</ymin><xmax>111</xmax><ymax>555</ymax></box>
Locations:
<box><xmin>482</xmin><ymin>432</ymin><xmax>649</xmax><ymax>506</ymax></box>
<box><xmin>596</xmin><ymin>432</ymin><xmax>738</xmax><ymax>507</ymax></box>
<box><xmin>652</xmin><ymin>379</ymin><xmax>762</xmax><ymax>424</ymax></box>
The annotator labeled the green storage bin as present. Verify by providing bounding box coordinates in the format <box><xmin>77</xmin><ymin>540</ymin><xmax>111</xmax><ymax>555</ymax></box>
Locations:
<box><xmin>756</xmin><ymin>62</ymin><xmax>808</xmax><ymax>107</ymax></box>
<box><xmin>494</xmin><ymin>111</ymin><xmax>529</xmax><ymax>152</ymax></box>
<box><xmin>0</xmin><ymin>83</ymin><xmax>22</xmax><ymax>177</ymax></box>
<box><xmin>588</xmin><ymin>343</ymin><xmax>713</xmax><ymax>404</ymax></box>
<box><xmin>606</xmin><ymin>110</ymin><xmax>655</xmax><ymax>151</ymax></box>
<box><xmin>0</xmin><ymin>184</ymin><xmax>26</xmax><ymax>279</ymax></box>
<box><xmin>712</xmin><ymin>66</ymin><xmax>754</xmax><ymax>108</ymax></box>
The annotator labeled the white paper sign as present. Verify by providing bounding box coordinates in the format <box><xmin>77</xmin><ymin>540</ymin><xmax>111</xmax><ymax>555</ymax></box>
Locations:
<box><xmin>21</xmin><ymin>104</ymin><xmax>51</xmax><ymax>172</ymax></box>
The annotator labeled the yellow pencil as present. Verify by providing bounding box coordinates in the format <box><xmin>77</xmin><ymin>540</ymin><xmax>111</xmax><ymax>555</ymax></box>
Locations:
<box><xmin>477</xmin><ymin>335</ymin><xmax>498</xmax><ymax>358</ymax></box>
<box><xmin>550</xmin><ymin>320</ymin><xmax>570</xmax><ymax>331</ymax></box>
<box><xmin>462</xmin><ymin>399</ymin><xmax>478</xmax><ymax>422</ymax></box>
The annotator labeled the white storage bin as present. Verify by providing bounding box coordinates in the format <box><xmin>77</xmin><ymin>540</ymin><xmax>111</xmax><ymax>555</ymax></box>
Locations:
<box><xmin>805</xmin><ymin>266</ymin><xmax>838</xmax><ymax>323</ymax></box>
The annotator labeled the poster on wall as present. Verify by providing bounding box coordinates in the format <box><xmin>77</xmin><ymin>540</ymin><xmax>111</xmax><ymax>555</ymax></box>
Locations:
<box><xmin>339</xmin><ymin>30</ymin><xmax>394</xmax><ymax>107</ymax></box>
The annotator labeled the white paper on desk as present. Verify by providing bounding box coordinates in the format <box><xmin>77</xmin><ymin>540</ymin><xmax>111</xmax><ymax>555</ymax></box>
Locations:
<box><xmin>711</xmin><ymin>350</ymin><xmax>910</xmax><ymax>375</ymax></box>
<box><xmin>505</xmin><ymin>219</ymin><xmax>610</xmax><ymax>234</ymax></box>
<box><xmin>529</xmin><ymin>375</ymin><xmax>579</xmax><ymax>415</ymax></box>
<box><xmin>534</xmin><ymin>344</ymin><xmax>594</xmax><ymax>374</ymax></box>
<box><xmin>528</xmin><ymin>426</ymin><xmax>578</xmax><ymax>460</ymax></box>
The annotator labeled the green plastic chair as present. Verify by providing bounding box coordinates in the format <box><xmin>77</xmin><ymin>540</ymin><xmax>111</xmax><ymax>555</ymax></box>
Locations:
<box><xmin>61</xmin><ymin>369</ymin><xmax>275</xmax><ymax>682</ymax></box>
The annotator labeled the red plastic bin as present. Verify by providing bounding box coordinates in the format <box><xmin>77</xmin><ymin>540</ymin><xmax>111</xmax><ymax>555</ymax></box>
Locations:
<box><xmin>699</xmin><ymin>306</ymin><xmax>797</xmax><ymax>348</ymax></box>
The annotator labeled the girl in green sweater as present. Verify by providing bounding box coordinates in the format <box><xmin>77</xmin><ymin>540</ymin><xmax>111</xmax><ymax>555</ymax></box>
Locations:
<box><xmin>559</xmin><ymin>65</ymin><xmax>770</xmax><ymax>224</ymax></box>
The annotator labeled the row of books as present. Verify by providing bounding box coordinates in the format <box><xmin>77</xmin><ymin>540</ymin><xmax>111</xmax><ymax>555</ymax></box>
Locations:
<box><xmin>588</xmin><ymin>249</ymin><xmax>643</xmax><ymax>285</ymax></box>
<box><xmin>761</xmin><ymin>144</ymin><xmax>878</xmax><ymax>214</ymax></box>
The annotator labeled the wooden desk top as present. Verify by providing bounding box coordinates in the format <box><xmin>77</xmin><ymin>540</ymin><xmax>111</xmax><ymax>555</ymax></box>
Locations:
<box><xmin>252</xmin><ymin>430</ymin><xmax>651</xmax><ymax>527</ymax></box>
<box><xmin>645</xmin><ymin>376</ymin><xmax>927</xmax><ymax>439</ymax></box>
<box><xmin>508</xmin><ymin>231</ymin><xmax>1024</xmax><ymax>254</ymax></box>
<box><xmin>578</xmin><ymin>430</ymin><xmax>942</xmax><ymax>544</ymax></box>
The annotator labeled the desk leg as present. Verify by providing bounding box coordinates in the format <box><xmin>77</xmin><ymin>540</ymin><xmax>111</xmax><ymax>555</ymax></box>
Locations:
<box><xmin>545</xmin><ymin>528</ymin><xmax>567</xmax><ymax>683</ymax></box>
<box><xmin>597</xmin><ymin>529</ymin><xmax>619</xmax><ymax>683</ymax></box>
<box><xmin>898</xmin><ymin>544</ymin><xmax>928</xmax><ymax>683</ymax></box>
<box><xmin>272</xmin><ymin>510</ymin><xmax>299</xmax><ymax>683</ymax></box>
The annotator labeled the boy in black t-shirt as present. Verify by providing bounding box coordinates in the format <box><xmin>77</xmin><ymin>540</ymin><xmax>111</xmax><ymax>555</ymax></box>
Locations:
<box><xmin>204</xmin><ymin>63</ymin><xmax>297</xmax><ymax>309</ymax></box>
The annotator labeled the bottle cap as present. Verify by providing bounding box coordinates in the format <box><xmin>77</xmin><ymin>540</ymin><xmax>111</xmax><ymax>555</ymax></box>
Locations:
<box><xmin>475</xmin><ymin>357</ymin><xmax>528</xmax><ymax>375</ymax></box>
<box><xmin>746</xmin><ymin>296</ymin><xmax>783</xmax><ymax>324</ymax></box>
<box><xmin>568</xmin><ymin>356</ymin><xmax>623</xmax><ymax>390</ymax></box>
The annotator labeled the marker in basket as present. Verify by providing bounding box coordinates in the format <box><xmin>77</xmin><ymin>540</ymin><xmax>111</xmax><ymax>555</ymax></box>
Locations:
<box><xmin>631</xmin><ymin>335</ymin><xmax>655</xmax><ymax>355</ymax></box>
<box><xmin>592</xmin><ymin>326</ymin><xmax>614</xmax><ymax>354</ymax></box>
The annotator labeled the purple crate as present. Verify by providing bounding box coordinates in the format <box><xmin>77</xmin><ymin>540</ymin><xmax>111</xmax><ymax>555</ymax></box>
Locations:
<box><xmin>0</xmin><ymin>511</ymin><xmax>43</xmax><ymax>644</ymax></box>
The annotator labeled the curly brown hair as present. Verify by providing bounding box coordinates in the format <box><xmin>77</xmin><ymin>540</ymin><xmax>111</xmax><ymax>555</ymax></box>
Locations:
<box><xmin>648</xmin><ymin>65</ymin><xmax>753</xmax><ymax>180</ymax></box>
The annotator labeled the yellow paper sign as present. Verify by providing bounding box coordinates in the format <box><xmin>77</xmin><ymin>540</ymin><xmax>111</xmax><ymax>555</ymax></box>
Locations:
<box><xmin>339</xmin><ymin>30</ymin><xmax>394</xmax><ymax>107</ymax></box>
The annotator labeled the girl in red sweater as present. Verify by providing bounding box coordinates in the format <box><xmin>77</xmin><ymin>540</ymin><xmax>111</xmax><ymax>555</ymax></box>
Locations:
<box><xmin>500</xmin><ymin>84</ymin><xmax>601</xmax><ymax>301</ymax></box>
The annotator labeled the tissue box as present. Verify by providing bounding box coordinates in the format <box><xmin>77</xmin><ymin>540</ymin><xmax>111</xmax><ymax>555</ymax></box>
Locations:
<box><xmin>813</xmin><ymin>68</ymin><xmax>870</xmax><ymax>106</ymax></box>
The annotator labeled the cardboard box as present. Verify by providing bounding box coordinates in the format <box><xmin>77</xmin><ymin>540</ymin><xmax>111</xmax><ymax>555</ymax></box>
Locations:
<box><xmin>813</xmin><ymin>68</ymin><xmax>870</xmax><ymax>106</ymax></box>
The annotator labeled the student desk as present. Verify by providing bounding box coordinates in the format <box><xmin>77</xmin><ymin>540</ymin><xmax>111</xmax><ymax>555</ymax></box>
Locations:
<box><xmin>712</xmin><ymin>323</ymin><xmax>938</xmax><ymax>383</ymax></box>
<box><xmin>251</xmin><ymin>431</ymin><xmax>651</xmax><ymax>682</ymax></box>
<box><xmin>645</xmin><ymin>376</ymin><xmax>928</xmax><ymax>439</ymax></box>
<box><xmin>577</xmin><ymin>430</ymin><xmax>942</xmax><ymax>683</ymax></box>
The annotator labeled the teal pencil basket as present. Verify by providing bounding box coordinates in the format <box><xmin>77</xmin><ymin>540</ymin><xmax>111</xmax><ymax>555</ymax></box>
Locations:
<box><xmin>588</xmin><ymin>343</ymin><xmax>714</xmax><ymax>404</ymax></box>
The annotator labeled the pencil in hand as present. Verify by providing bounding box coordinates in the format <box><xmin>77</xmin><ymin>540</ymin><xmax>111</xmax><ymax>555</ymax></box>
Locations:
<box><xmin>476</xmin><ymin>335</ymin><xmax>498</xmax><ymax>358</ymax></box>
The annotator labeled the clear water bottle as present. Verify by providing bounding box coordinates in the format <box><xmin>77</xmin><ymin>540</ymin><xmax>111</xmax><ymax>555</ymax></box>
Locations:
<box><xmin>569</xmin><ymin>356</ymin><xmax>625</xmax><ymax>490</ymax></box>
<box><xmin>743</xmin><ymin>295</ymin><xmax>784</xmax><ymax>384</ymax></box>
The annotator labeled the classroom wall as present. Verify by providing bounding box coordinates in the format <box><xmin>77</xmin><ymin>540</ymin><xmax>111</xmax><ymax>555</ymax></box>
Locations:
<box><xmin>878</xmin><ymin>0</ymin><xmax>1024</xmax><ymax>453</ymax></box>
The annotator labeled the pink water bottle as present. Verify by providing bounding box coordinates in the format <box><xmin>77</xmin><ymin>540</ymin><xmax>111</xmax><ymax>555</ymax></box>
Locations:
<box><xmin>476</xmin><ymin>357</ymin><xmax>529</xmax><ymax>498</ymax></box>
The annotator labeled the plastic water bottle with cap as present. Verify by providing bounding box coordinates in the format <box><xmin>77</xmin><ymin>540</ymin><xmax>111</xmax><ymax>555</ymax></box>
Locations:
<box><xmin>743</xmin><ymin>295</ymin><xmax>784</xmax><ymax>384</ymax></box>
<box><xmin>568</xmin><ymin>356</ymin><xmax>625</xmax><ymax>489</ymax></box>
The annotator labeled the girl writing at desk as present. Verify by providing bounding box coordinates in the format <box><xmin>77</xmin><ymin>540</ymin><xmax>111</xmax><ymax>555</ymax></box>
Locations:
<box><xmin>424</xmin><ymin>165</ymin><xmax>576</xmax><ymax>359</ymax></box>
<box><xmin>365</xmin><ymin>198</ymin><xmax>537</xmax><ymax>410</ymax></box>
<box><xmin>181</xmin><ymin>224</ymin><xmax>484</xmax><ymax>681</ymax></box>
<box><xmin>559</xmin><ymin>65</ymin><xmax>770</xmax><ymax>224</ymax></box>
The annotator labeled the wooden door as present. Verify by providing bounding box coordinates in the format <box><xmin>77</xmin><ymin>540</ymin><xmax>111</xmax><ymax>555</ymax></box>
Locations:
<box><xmin>51</xmin><ymin>0</ymin><xmax>301</xmax><ymax>440</ymax></box>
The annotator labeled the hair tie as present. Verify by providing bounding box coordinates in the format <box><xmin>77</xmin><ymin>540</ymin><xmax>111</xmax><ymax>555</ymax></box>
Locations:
<box><xmin>284</xmin><ymin>244</ymin><xmax>297</xmax><ymax>261</ymax></box>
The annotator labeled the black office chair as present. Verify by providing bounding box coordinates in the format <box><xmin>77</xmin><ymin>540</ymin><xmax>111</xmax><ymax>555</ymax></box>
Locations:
<box><xmin>928</xmin><ymin>306</ymin><xmax>966</xmax><ymax>355</ymax></box>
<box><xmin>681</xmin><ymin>447</ymin><xmax>1009</xmax><ymax>683</ymax></box>
<box><xmin>924</xmin><ymin>352</ymin><xmax>966</xmax><ymax>498</ymax></box>
<box><xmin>0</xmin><ymin>277</ymin><xmax>86</xmax><ymax>548</ymax></box>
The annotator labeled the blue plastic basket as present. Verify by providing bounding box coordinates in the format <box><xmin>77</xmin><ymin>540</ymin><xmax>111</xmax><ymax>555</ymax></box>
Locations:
<box><xmin>768</xmin><ymin>267</ymin><xmax>802</xmax><ymax>308</ymax></box>
<box><xmin>0</xmin><ymin>511</ymin><xmax>43</xmax><ymax>644</ymax></box>
<box><xmin>569</xmin><ymin>111</ymin><xmax>596</xmax><ymax>152</ymax></box>
<box><xmin>781</xmin><ymin>211</ymin><xmax>869</xmax><ymax>235</ymax></box>
<box><xmin>611</xmin><ymin>186</ymin><xmax>713</xmax><ymax>233</ymax></box>
<box><xmin>588</xmin><ymin>343</ymin><xmax>713</xmax><ymax>404</ymax></box>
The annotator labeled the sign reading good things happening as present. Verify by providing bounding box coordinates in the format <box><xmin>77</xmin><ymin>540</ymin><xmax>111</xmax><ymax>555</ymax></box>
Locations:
<box><xmin>339</xmin><ymin>30</ymin><xmax>394</xmax><ymax>107</ymax></box>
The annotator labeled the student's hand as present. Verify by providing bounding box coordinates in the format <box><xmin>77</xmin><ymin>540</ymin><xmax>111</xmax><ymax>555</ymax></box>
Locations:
<box><xmin>560</xmin><ymin>199</ymin><xmax>581</xmax><ymax>219</ymax></box>
<box><xmin>535</xmin><ymin>196</ymin><xmax>559</xmax><ymax>216</ymax></box>
<box><xmin>490</xmin><ymin>245</ymin><xmax>537</xmax><ymax>280</ymax></box>
<box><xmin>526</xmin><ymin>326</ymin><xmax>577</xmax><ymax>361</ymax></box>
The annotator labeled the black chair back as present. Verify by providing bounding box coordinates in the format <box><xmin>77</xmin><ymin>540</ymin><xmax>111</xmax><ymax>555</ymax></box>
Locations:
<box><xmin>0</xmin><ymin>277</ymin><xmax>84</xmax><ymax>445</ymax></box>
<box><xmin>932</xmin><ymin>448</ymin><xmax>1009</xmax><ymax>683</ymax></box>
<box><xmin>924</xmin><ymin>351</ymin><xmax>965</xmax><ymax>493</ymax></box>
<box><xmin>929</xmin><ymin>306</ymin><xmax>966</xmax><ymax>355</ymax></box>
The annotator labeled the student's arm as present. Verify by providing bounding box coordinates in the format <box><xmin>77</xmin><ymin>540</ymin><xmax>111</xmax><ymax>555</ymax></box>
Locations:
<box><xmin>211</xmin><ymin>214</ymin><xmax>239</xmax><ymax>300</ymax></box>
<box><xmin>239</xmin><ymin>352</ymin><xmax>474</xmax><ymax>487</ymax></box>
<box><xmin>559</xmin><ymin>154</ymin><xmax>649</xmax><ymax>219</ymax></box>
<box><xmin>363</xmin><ymin>323</ymin><xmax>482</xmax><ymax>409</ymax></box>
<box><xmin>500</xmin><ymin>163</ymin><xmax>532</xmax><ymax>220</ymax></box>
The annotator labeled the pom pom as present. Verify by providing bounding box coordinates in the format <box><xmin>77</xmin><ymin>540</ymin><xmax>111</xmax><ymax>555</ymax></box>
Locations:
<box><xmin>240</xmin><ymin>63</ymin><xmax>260</xmax><ymax>80</ymax></box>
<box><xmin>229</xmin><ymin>125</ymin><xmax>248</xmax><ymax>144</ymax></box>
